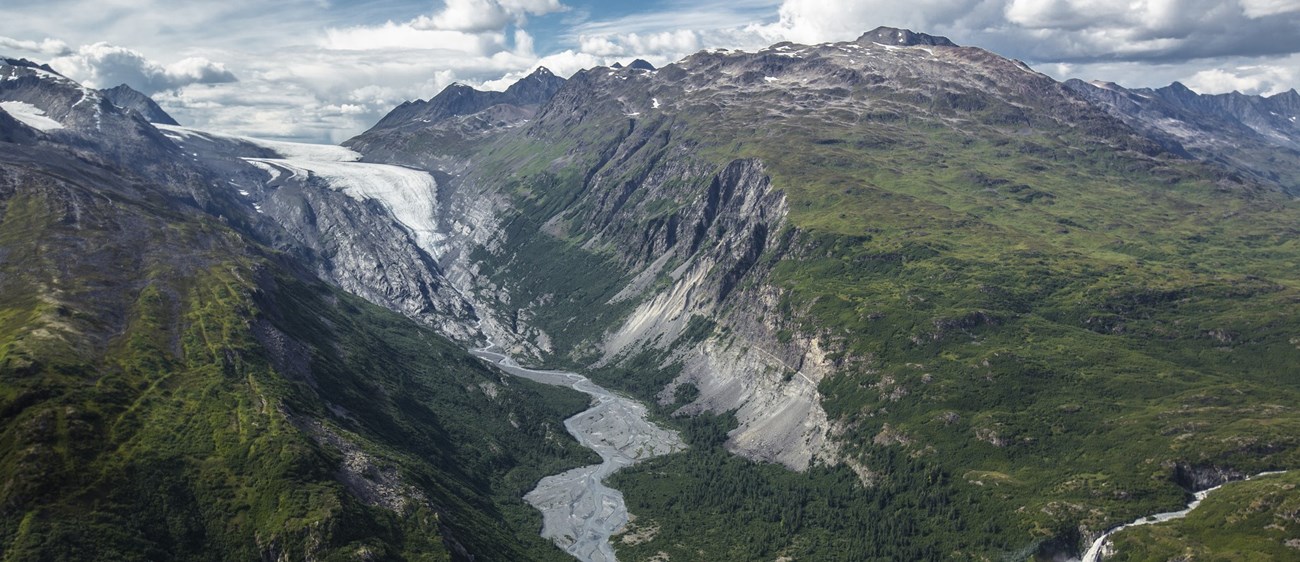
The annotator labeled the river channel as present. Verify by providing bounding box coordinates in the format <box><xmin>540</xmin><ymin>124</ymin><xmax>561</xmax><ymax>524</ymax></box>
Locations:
<box><xmin>472</xmin><ymin>343</ymin><xmax>685</xmax><ymax>562</ymax></box>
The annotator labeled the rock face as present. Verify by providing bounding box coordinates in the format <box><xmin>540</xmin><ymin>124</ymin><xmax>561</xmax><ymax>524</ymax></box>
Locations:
<box><xmin>1066</xmin><ymin>78</ymin><xmax>1300</xmax><ymax>194</ymax></box>
<box><xmin>341</xmin><ymin>25</ymin><xmax>1171</xmax><ymax>472</ymax></box>
<box><xmin>368</xmin><ymin>66</ymin><xmax>566</xmax><ymax>133</ymax></box>
<box><xmin>858</xmin><ymin>26</ymin><xmax>957</xmax><ymax>47</ymax></box>
<box><xmin>99</xmin><ymin>83</ymin><xmax>179</xmax><ymax>125</ymax></box>
<box><xmin>591</xmin><ymin>159</ymin><xmax>839</xmax><ymax>469</ymax></box>
<box><xmin>152</xmin><ymin>124</ymin><xmax>479</xmax><ymax>340</ymax></box>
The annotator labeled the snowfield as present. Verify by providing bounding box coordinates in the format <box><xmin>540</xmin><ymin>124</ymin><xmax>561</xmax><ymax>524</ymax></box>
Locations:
<box><xmin>157</xmin><ymin>124</ymin><xmax>363</xmax><ymax>162</ymax></box>
<box><xmin>1</xmin><ymin>101</ymin><xmax>64</xmax><ymax>131</ymax></box>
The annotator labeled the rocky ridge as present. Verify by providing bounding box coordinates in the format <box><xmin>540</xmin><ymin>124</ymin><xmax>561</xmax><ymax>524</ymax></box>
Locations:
<box><xmin>1066</xmin><ymin>79</ymin><xmax>1300</xmax><ymax>194</ymax></box>
<box><xmin>99</xmin><ymin>83</ymin><xmax>180</xmax><ymax>125</ymax></box>
<box><xmin>341</xmin><ymin>26</ymin><xmax>1300</xmax><ymax>558</ymax></box>
<box><xmin>352</xmin><ymin>24</ymin><xmax>1171</xmax><ymax>471</ymax></box>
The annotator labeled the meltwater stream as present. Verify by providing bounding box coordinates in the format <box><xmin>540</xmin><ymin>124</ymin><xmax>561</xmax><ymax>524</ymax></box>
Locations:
<box><xmin>1080</xmin><ymin>470</ymin><xmax>1288</xmax><ymax>561</ymax></box>
<box><xmin>473</xmin><ymin>342</ymin><xmax>685</xmax><ymax>562</ymax></box>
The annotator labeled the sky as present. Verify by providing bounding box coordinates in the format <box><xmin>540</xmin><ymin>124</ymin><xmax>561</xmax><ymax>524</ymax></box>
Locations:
<box><xmin>3</xmin><ymin>0</ymin><xmax>1298</xmax><ymax>143</ymax></box>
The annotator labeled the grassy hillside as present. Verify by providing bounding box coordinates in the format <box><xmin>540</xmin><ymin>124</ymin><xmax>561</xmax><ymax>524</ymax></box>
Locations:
<box><xmin>1108</xmin><ymin>471</ymin><xmax>1300</xmax><ymax>561</ymax></box>
<box><xmin>423</xmin><ymin>45</ymin><xmax>1300</xmax><ymax>558</ymax></box>
<box><xmin>0</xmin><ymin>148</ymin><xmax>595</xmax><ymax>560</ymax></box>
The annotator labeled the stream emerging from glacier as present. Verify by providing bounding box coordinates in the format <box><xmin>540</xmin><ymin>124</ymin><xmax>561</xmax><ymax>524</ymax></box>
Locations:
<box><xmin>472</xmin><ymin>341</ymin><xmax>684</xmax><ymax>562</ymax></box>
<box><xmin>199</xmin><ymin>123</ymin><xmax>685</xmax><ymax>561</ymax></box>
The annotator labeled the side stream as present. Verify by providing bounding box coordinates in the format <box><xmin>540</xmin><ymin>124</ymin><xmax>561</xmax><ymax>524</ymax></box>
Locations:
<box><xmin>1080</xmin><ymin>470</ymin><xmax>1288</xmax><ymax>562</ymax></box>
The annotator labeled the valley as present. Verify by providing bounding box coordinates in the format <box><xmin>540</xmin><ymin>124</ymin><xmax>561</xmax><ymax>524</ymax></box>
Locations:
<box><xmin>159</xmin><ymin>115</ymin><xmax>687</xmax><ymax>562</ymax></box>
<box><xmin>4</xmin><ymin>23</ymin><xmax>1300</xmax><ymax>561</ymax></box>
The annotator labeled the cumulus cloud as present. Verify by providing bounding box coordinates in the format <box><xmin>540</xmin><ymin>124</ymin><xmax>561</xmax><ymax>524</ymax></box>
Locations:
<box><xmin>1240</xmin><ymin>0</ymin><xmax>1300</xmax><ymax>18</ymax></box>
<box><xmin>414</xmin><ymin>0</ymin><xmax>566</xmax><ymax>32</ymax></box>
<box><xmin>0</xmin><ymin>35</ymin><xmax>72</xmax><ymax>56</ymax></box>
<box><xmin>49</xmin><ymin>43</ymin><xmax>236</xmax><ymax>94</ymax></box>
<box><xmin>1183</xmin><ymin>62</ymin><xmax>1299</xmax><ymax>95</ymax></box>
<box><xmin>323</xmin><ymin>22</ymin><xmax>506</xmax><ymax>53</ymax></box>
<box><xmin>578</xmin><ymin>30</ymin><xmax>702</xmax><ymax>58</ymax></box>
<box><xmin>765</xmin><ymin>0</ymin><xmax>985</xmax><ymax>45</ymax></box>
<box><xmin>637</xmin><ymin>0</ymin><xmax>1298</xmax><ymax>66</ymax></box>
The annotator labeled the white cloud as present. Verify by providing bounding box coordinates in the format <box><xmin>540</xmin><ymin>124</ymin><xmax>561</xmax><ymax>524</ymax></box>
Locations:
<box><xmin>1240</xmin><ymin>0</ymin><xmax>1300</xmax><ymax>18</ymax></box>
<box><xmin>766</xmin><ymin>0</ymin><xmax>985</xmax><ymax>44</ymax></box>
<box><xmin>414</xmin><ymin>0</ymin><xmax>566</xmax><ymax>32</ymax></box>
<box><xmin>323</xmin><ymin>22</ymin><xmax>505</xmax><ymax>53</ymax></box>
<box><xmin>0</xmin><ymin>35</ymin><xmax>71</xmax><ymax>56</ymax></box>
<box><xmin>49</xmin><ymin>42</ymin><xmax>236</xmax><ymax>94</ymax></box>
<box><xmin>1184</xmin><ymin>62</ymin><xmax>1298</xmax><ymax>95</ymax></box>
<box><xmin>578</xmin><ymin>30</ymin><xmax>702</xmax><ymax>58</ymax></box>
<box><xmin>416</xmin><ymin>0</ymin><xmax>513</xmax><ymax>33</ymax></box>
<box><xmin>578</xmin><ymin>35</ymin><xmax>623</xmax><ymax>57</ymax></box>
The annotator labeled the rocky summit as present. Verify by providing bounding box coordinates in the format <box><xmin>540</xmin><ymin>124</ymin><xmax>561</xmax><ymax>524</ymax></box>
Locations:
<box><xmin>3</xmin><ymin>25</ymin><xmax>1300</xmax><ymax>562</ymax></box>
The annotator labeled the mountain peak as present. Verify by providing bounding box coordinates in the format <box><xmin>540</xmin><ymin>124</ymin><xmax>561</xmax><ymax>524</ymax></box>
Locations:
<box><xmin>857</xmin><ymin>26</ymin><xmax>957</xmax><ymax>47</ymax></box>
<box><xmin>367</xmin><ymin>66</ymin><xmax>566</xmax><ymax>131</ymax></box>
<box><xmin>504</xmin><ymin>66</ymin><xmax>566</xmax><ymax>105</ymax></box>
<box><xmin>1155</xmin><ymin>81</ymin><xmax>1201</xmax><ymax>104</ymax></box>
<box><xmin>1</xmin><ymin>57</ymin><xmax>61</xmax><ymax>76</ymax></box>
<box><xmin>627</xmin><ymin>59</ymin><xmax>656</xmax><ymax>71</ymax></box>
<box><xmin>100</xmin><ymin>83</ymin><xmax>179</xmax><ymax>125</ymax></box>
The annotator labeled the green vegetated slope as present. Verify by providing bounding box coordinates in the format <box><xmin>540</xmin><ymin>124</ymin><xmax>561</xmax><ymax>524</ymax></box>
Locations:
<box><xmin>725</xmin><ymin>94</ymin><xmax>1300</xmax><ymax>558</ymax></box>
<box><xmin>0</xmin><ymin>148</ymin><xmax>594</xmax><ymax>560</ymax></box>
<box><xmin>1109</xmin><ymin>471</ymin><xmax>1300</xmax><ymax>560</ymax></box>
<box><xmin>438</xmin><ymin>41</ymin><xmax>1300</xmax><ymax>559</ymax></box>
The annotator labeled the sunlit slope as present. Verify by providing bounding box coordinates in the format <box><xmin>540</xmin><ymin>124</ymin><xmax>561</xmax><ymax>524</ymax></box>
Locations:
<box><xmin>0</xmin><ymin>141</ymin><xmax>593</xmax><ymax>560</ymax></box>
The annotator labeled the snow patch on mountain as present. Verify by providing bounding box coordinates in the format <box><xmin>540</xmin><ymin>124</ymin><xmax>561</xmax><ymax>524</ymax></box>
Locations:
<box><xmin>0</xmin><ymin>101</ymin><xmax>63</xmax><ymax>131</ymax></box>
<box><xmin>157</xmin><ymin>124</ymin><xmax>361</xmax><ymax>162</ymax></box>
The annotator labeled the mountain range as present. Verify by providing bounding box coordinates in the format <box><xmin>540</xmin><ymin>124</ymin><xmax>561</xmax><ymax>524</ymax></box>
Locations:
<box><xmin>3</xmin><ymin>26</ymin><xmax>1300</xmax><ymax>561</ymax></box>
